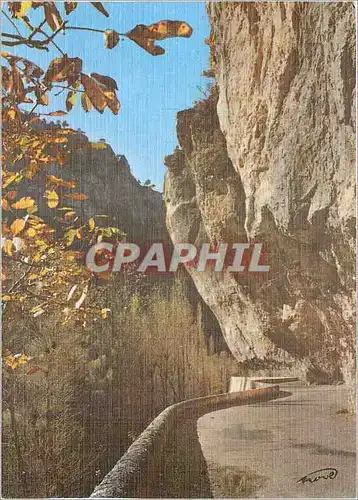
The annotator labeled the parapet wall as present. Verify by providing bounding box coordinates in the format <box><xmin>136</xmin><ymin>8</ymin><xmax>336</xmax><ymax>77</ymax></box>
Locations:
<box><xmin>91</xmin><ymin>386</ymin><xmax>280</xmax><ymax>498</ymax></box>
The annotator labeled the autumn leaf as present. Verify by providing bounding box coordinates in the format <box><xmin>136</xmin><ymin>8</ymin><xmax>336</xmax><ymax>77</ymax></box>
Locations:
<box><xmin>12</xmin><ymin>196</ymin><xmax>35</xmax><ymax>210</ymax></box>
<box><xmin>104</xmin><ymin>30</ymin><xmax>120</xmax><ymax>49</ymax></box>
<box><xmin>101</xmin><ymin>308</ymin><xmax>110</xmax><ymax>319</ymax></box>
<box><xmin>2</xmin><ymin>199</ymin><xmax>10</xmax><ymax>211</ymax></box>
<box><xmin>3</xmin><ymin>174</ymin><xmax>18</xmax><ymax>189</ymax></box>
<box><xmin>44</xmin><ymin>56</ymin><xmax>82</xmax><ymax>86</ymax></box>
<box><xmin>64</xmin><ymin>228</ymin><xmax>78</xmax><ymax>246</ymax></box>
<box><xmin>66</xmin><ymin>90</ymin><xmax>76</xmax><ymax>111</ymax></box>
<box><xmin>63</xmin><ymin>211</ymin><xmax>76</xmax><ymax>221</ymax></box>
<box><xmin>43</xmin><ymin>2</ymin><xmax>63</xmax><ymax>32</ymax></box>
<box><xmin>64</xmin><ymin>193</ymin><xmax>88</xmax><ymax>201</ymax></box>
<box><xmin>27</xmin><ymin>204</ymin><xmax>38</xmax><ymax>214</ymax></box>
<box><xmin>81</xmin><ymin>92</ymin><xmax>92</xmax><ymax>112</ymax></box>
<box><xmin>3</xmin><ymin>106</ymin><xmax>20</xmax><ymax>122</ymax></box>
<box><xmin>88</xmin><ymin>218</ymin><xmax>95</xmax><ymax>230</ymax></box>
<box><xmin>81</xmin><ymin>73</ymin><xmax>120</xmax><ymax>115</ymax></box>
<box><xmin>104</xmin><ymin>90</ymin><xmax>120</xmax><ymax>115</ymax></box>
<box><xmin>147</xmin><ymin>20</ymin><xmax>193</xmax><ymax>40</ymax></box>
<box><xmin>16</xmin><ymin>353</ymin><xmax>29</xmax><ymax>366</ymax></box>
<box><xmin>80</xmin><ymin>73</ymin><xmax>107</xmax><ymax>113</ymax></box>
<box><xmin>90</xmin><ymin>2</ymin><xmax>109</xmax><ymax>17</ymax></box>
<box><xmin>3</xmin><ymin>239</ymin><xmax>14</xmax><ymax>256</ymax></box>
<box><xmin>47</xmin><ymin>175</ymin><xmax>76</xmax><ymax>188</ymax></box>
<box><xmin>90</xmin><ymin>73</ymin><xmax>118</xmax><ymax>91</ymax></box>
<box><xmin>125</xmin><ymin>20</ymin><xmax>193</xmax><ymax>56</ymax></box>
<box><xmin>10</xmin><ymin>219</ymin><xmax>26</xmax><ymax>236</ymax></box>
<box><xmin>65</xmin><ymin>0</ymin><xmax>78</xmax><ymax>14</ymax></box>
<box><xmin>47</xmin><ymin>110</ymin><xmax>67</xmax><ymax>116</ymax></box>
<box><xmin>45</xmin><ymin>190</ymin><xmax>59</xmax><ymax>208</ymax></box>
<box><xmin>8</xmin><ymin>1</ymin><xmax>32</xmax><ymax>19</ymax></box>
<box><xmin>26</xmin><ymin>227</ymin><xmax>37</xmax><ymax>237</ymax></box>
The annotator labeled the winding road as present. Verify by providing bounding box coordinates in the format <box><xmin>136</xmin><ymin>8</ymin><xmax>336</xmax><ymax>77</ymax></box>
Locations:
<box><xmin>198</xmin><ymin>383</ymin><xmax>356</xmax><ymax>498</ymax></box>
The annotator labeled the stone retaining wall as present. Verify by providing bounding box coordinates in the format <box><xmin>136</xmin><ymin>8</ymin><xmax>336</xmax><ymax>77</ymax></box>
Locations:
<box><xmin>91</xmin><ymin>386</ymin><xmax>281</xmax><ymax>498</ymax></box>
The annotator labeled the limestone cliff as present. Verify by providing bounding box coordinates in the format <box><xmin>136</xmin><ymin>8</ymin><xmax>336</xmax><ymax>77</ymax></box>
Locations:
<box><xmin>24</xmin><ymin>129</ymin><xmax>168</xmax><ymax>246</ymax></box>
<box><xmin>165</xmin><ymin>2</ymin><xmax>356</xmax><ymax>384</ymax></box>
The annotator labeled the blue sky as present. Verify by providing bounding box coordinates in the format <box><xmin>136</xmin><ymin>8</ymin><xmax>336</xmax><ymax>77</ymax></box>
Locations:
<box><xmin>4</xmin><ymin>2</ymin><xmax>211</xmax><ymax>189</ymax></box>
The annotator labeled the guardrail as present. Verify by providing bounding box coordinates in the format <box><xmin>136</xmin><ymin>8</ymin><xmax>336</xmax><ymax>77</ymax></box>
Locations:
<box><xmin>91</xmin><ymin>385</ymin><xmax>282</xmax><ymax>498</ymax></box>
<box><xmin>229</xmin><ymin>376</ymin><xmax>299</xmax><ymax>392</ymax></box>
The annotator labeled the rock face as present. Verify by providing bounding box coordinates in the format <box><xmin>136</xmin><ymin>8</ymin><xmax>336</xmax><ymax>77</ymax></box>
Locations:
<box><xmin>165</xmin><ymin>3</ymin><xmax>356</xmax><ymax>384</ymax></box>
<box><xmin>68</xmin><ymin>141</ymin><xmax>169</xmax><ymax>246</ymax></box>
<box><xmin>40</xmin><ymin>132</ymin><xmax>169</xmax><ymax>246</ymax></box>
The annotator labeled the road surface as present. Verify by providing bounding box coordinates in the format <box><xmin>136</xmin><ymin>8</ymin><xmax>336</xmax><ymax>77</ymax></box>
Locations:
<box><xmin>198</xmin><ymin>384</ymin><xmax>356</xmax><ymax>498</ymax></box>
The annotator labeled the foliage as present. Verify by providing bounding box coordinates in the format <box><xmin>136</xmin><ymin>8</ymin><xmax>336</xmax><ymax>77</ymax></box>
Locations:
<box><xmin>2</xmin><ymin>1</ymin><xmax>193</xmax><ymax>324</ymax></box>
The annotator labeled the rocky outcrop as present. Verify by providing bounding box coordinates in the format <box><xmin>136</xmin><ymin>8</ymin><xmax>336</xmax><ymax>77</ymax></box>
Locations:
<box><xmin>165</xmin><ymin>3</ymin><xmax>356</xmax><ymax>384</ymax></box>
<box><xmin>25</xmin><ymin>129</ymin><xmax>169</xmax><ymax>245</ymax></box>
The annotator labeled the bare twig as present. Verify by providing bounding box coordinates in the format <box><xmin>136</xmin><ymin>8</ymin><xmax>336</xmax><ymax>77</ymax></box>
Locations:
<box><xmin>65</xmin><ymin>25</ymin><xmax>105</xmax><ymax>34</ymax></box>
<box><xmin>2</xmin><ymin>9</ymin><xmax>23</xmax><ymax>37</ymax></box>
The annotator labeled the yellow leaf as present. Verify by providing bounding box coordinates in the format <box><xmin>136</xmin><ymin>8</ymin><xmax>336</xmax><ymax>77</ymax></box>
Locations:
<box><xmin>27</xmin><ymin>228</ymin><xmax>37</xmax><ymax>237</ymax></box>
<box><xmin>12</xmin><ymin>197</ymin><xmax>35</xmax><ymax>210</ymax></box>
<box><xmin>2</xmin><ymin>199</ymin><xmax>9</xmax><ymax>211</ymax></box>
<box><xmin>27</xmin><ymin>204</ymin><xmax>38</xmax><ymax>214</ymax></box>
<box><xmin>17</xmin><ymin>353</ymin><xmax>28</xmax><ymax>366</ymax></box>
<box><xmin>63</xmin><ymin>211</ymin><xmax>76</xmax><ymax>220</ymax></box>
<box><xmin>45</xmin><ymin>190</ymin><xmax>59</xmax><ymax>208</ymax></box>
<box><xmin>9</xmin><ymin>1</ymin><xmax>32</xmax><ymax>19</ymax></box>
<box><xmin>64</xmin><ymin>229</ymin><xmax>78</xmax><ymax>246</ymax></box>
<box><xmin>66</xmin><ymin>90</ymin><xmax>76</xmax><ymax>111</ymax></box>
<box><xmin>65</xmin><ymin>251</ymin><xmax>76</xmax><ymax>261</ymax></box>
<box><xmin>8</xmin><ymin>108</ymin><xmax>16</xmax><ymax>121</ymax></box>
<box><xmin>101</xmin><ymin>308</ymin><xmax>110</xmax><ymax>319</ymax></box>
<box><xmin>3</xmin><ymin>173</ymin><xmax>18</xmax><ymax>189</ymax></box>
<box><xmin>2</xmin><ymin>295</ymin><xmax>11</xmax><ymax>301</ymax></box>
<box><xmin>3</xmin><ymin>239</ymin><xmax>13</xmax><ymax>256</ymax></box>
<box><xmin>81</xmin><ymin>92</ymin><xmax>92</xmax><ymax>113</ymax></box>
<box><xmin>88</xmin><ymin>218</ymin><xmax>95</xmax><ymax>230</ymax></box>
<box><xmin>35</xmin><ymin>239</ymin><xmax>48</xmax><ymax>251</ymax></box>
<box><xmin>10</xmin><ymin>219</ymin><xmax>25</xmax><ymax>236</ymax></box>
